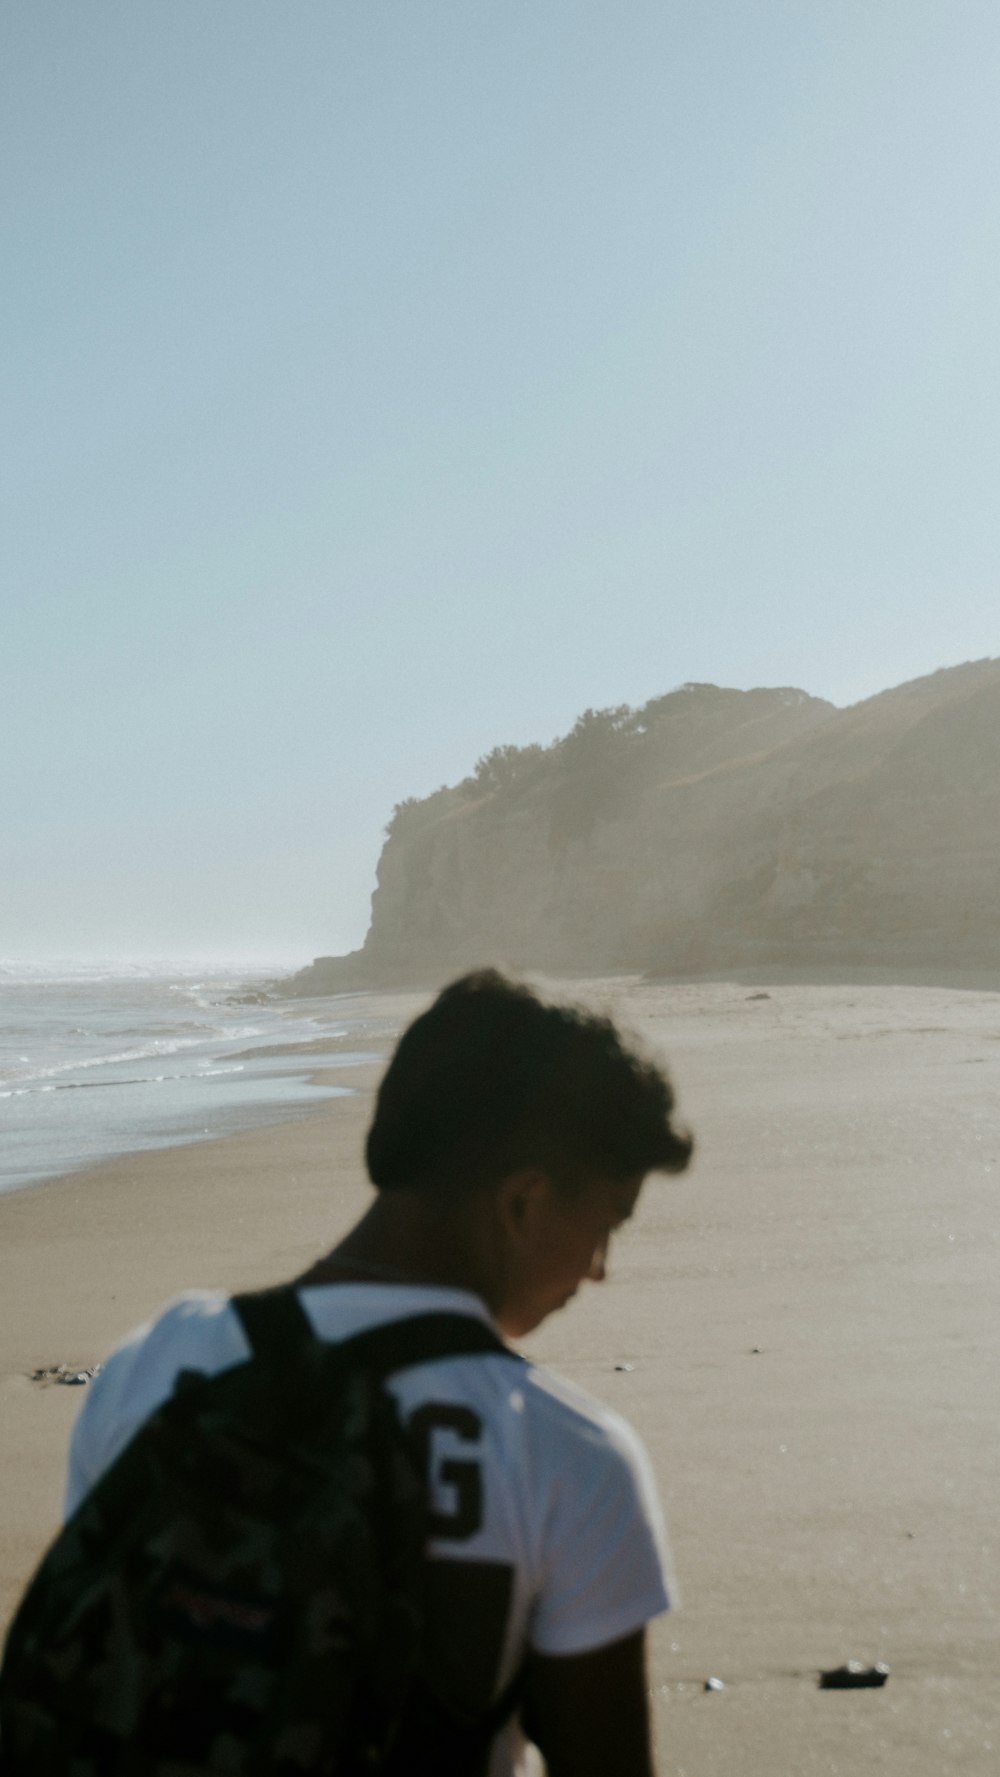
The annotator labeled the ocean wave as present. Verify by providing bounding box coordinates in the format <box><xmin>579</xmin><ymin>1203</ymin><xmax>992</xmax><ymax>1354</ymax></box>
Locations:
<box><xmin>99</xmin><ymin>1021</ymin><xmax>218</xmax><ymax>1039</ymax></box>
<box><xmin>0</xmin><ymin>1018</ymin><xmax>303</xmax><ymax>1094</ymax></box>
<box><xmin>18</xmin><ymin>1036</ymin><xmax>215</xmax><ymax>1081</ymax></box>
<box><xmin>0</xmin><ymin>960</ymin><xmax>286</xmax><ymax>987</ymax></box>
<box><xmin>0</xmin><ymin>972</ymin><xmax>361</xmax><ymax>1194</ymax></box>
<box><xmin>0</xmin><ymin>1036</ymin><xmax>271</xmax><ymax>1092</ymax></box>
<box><xmin>0</xmin><ymin>961</ymin><xmax>196</xmax><ymax>985</ymax></box>
<box><xmin>2</xmin><ymin>1060</ymin><xmax>249</xmax><ymax>1096</ymax></box>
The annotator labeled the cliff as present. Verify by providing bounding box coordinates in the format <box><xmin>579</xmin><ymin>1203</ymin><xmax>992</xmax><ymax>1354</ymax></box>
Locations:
<box><xmin>283</xmin><ymin>659</ymin><xmax>1000</xmax><ymax>993</ymax></box>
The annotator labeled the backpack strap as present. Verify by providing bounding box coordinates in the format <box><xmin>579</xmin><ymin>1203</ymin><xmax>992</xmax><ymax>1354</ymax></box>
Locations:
<box><xmin>233</xmin><ymin>1289</ymin><xmax>514</xmax><ymax>1381</ymax></box>
<box><xmin>476</xmin><ymin>1662</ymin><xmax>527</xmax><ymax>1743</ymax></box>
<box><xmin>232</xmin><ymin>1285</ymin><xmax>315</xmax><ymax>1361</ymax></box>
<box><xmin>337</xmin><ymin>1311</ymin><xmax>513</xmax><ymax>1381</ymax></box>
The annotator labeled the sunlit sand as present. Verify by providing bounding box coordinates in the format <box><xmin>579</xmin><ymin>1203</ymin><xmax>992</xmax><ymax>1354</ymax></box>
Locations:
<box><xmin>2</xmin><ymin>978</ymin><xmax>997</xmax><ymax>1775</ymax></box>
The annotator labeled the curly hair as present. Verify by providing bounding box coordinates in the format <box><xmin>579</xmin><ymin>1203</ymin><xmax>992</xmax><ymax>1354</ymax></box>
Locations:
<box><xmin>366</xmin><ymin>968</ymin><xmax>693</xmax><ymax>1191</ymax></box>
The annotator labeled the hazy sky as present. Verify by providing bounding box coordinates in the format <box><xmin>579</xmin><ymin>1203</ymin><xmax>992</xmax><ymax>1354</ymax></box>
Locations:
<box><xmin>4</xmin><ymin>1</ymin><xmax>998</xmax><ymax>964</ymax></box>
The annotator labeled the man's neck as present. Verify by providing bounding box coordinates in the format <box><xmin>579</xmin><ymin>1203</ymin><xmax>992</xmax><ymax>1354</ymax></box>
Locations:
<box><xmin>297</xmin><ymin>1186</ymin><xmax>500</xmax><ymax>1308</ymax></box>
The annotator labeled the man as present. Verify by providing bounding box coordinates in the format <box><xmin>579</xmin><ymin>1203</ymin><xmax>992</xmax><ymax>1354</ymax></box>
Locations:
<box><xmin>64</xmin><ymin>969</ymin><xmax>694</xmax><ymax>1775</ymax></box>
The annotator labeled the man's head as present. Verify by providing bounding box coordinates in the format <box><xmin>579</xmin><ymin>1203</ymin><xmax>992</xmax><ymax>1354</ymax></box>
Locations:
<box><xmin>367</xmin><ymin>969</ymin><xmax>691</xmax><ymax>1194</ymax></box>
<box><xmin>364</xmin><ymin>971</ymin><xmax>693</xmax><ymax>1334</ymax></box>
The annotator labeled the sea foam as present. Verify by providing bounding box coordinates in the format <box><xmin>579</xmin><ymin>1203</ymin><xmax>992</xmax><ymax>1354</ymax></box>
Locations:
<box><xmin>0</xmin><ymin>963</ymin><xmax>371</xmax><ymax>1195</ymax></box>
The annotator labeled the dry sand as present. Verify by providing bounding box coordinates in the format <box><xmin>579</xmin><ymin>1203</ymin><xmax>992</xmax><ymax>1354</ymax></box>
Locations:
<box><xmin>2</xmin><ymin>979</ymin><xmax>998</xmax><ymax>1774</ymax></box>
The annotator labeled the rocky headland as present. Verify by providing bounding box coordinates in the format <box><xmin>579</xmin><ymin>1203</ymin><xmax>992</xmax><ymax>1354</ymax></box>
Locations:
<box><xmin>282</xmin><ymin>658</ymin><xmax>1000</xmax><ymax>993</ymax></box>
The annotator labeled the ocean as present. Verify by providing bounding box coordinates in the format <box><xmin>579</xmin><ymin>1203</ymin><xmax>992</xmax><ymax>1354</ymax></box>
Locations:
<box><xmin>0</xmin><ymin>962</ymin><xmax>378</xmax><ymax>1196</ymax></box>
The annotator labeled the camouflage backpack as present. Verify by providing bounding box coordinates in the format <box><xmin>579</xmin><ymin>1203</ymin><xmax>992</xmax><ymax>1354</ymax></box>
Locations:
<box><xmin>0</xmin><ymin>1288</ymin><xmax>518</xmax><ymax>1775</ymax></box>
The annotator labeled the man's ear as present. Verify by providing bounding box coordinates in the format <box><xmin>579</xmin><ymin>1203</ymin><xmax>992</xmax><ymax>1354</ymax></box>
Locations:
<box><xmin>494</xmin><ymin>1167</ymin><xmax>550</xmax><ymax>1243</ymax></box>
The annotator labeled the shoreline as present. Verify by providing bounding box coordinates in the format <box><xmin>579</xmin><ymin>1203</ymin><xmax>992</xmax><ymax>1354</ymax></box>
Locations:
<box><xmin>279</xmin><ymin>956</ymin><xmax>1000</xmax><ymax>999</ymax></box>
<box><xmin>2</xmin><ymin>977</ymin><xmax>998</xmax><ymax>1773</ymax></box>
<box><xmin>0</xmin><ymin>980</ymin><xmax>418</xmax><ymax>1202</ymax></box>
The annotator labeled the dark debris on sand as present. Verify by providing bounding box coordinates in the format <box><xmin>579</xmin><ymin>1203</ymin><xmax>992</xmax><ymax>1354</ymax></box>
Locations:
<box><xmin>30</xmin><ymin>1365</ymin><xmax>101</xmax><ymax>1387</ymax></box>
<box><xmin>819</xmin><ymin>1662</ymin><xmax>890</xmax><ymax>1689</ymax></box>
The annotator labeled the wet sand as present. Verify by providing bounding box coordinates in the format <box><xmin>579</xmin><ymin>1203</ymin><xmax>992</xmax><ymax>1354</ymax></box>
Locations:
<box><xmin>2</xmin><ymin>980</ymin><xmax>997</xmax><ymax>1774</ymax></box>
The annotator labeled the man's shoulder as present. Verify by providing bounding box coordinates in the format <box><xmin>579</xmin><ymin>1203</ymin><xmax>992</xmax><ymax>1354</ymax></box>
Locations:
<box><xmin>518</xmin><ymin>1361</ymin><xmax>652</xmax><ymax>1479</ymax></box>
<box><xmin>110</xmin><ymin>1289</ymin><xmax>247</xmax><ymax>1373</ymax></box>
<box><xmin>85</xmin><ymin>1291</ymin><xmax>249</xmax><ymax>1432</ymax></box>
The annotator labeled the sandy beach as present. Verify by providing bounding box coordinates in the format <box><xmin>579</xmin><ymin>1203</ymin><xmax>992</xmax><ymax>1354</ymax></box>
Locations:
<box><xmin>2</xmin><ymin>979</ymin><xmax>997</xmax><ymax>1774</ymax></box>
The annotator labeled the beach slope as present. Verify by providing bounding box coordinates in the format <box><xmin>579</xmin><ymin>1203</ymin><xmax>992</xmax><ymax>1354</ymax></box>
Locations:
<box><xmin>2</xmin><ymin>980</ymin><xmax>997</xmax><ymax>1774</ymax></box>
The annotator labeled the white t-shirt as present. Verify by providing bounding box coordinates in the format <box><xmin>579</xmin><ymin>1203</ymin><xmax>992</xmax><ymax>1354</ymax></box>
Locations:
<box><xmin>66</xmin><ymin>1284</ymin><xmax>672</xmax><ymax>1777</ymax></box>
